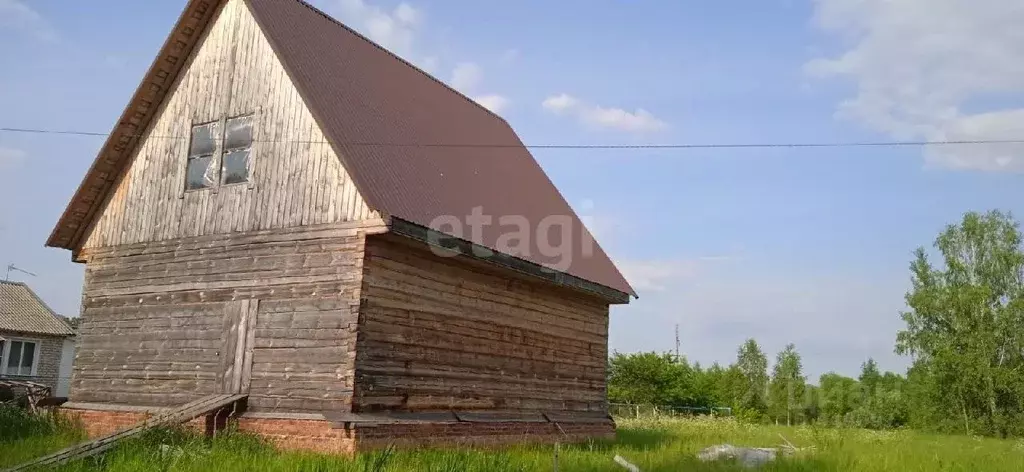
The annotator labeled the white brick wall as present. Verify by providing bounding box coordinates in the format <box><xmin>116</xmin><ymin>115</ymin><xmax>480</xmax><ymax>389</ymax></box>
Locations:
<box><xmin>1</xmin><ymin>332</ymin><xmax>68</xmax><ymax>392</ymax></box>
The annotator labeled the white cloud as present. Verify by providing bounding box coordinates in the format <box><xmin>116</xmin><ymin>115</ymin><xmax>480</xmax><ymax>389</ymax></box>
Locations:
<box><xmin>808</xmin><ymin>0</ymin><xmax>1024</xmax><ymax>172</ymax></box>
<box><xmin>0</xmin><ymin>0</ymin><xmax>57</xmax><ymax>42</ymax></box>
<box><xmin>926</xmin><ymin>110</ymin><xmax>1024</xmax><ymax>172</ymax></box>
<box><xmin>392</xmin><ymin>2</ymin><xmax>419</xmax><ymax>24</ymax></box>
<box><xmin>542</xmin><ymin>93</ymin><xmax>580</xmax><ymax>113</ymax></box>
<box><xmin>542</xmin><ymin>93</ymin><xmax>668</xmax><ymax>133</ymax></box>
<box><xmin>334</xmin><ymin>0</ymin><xmax>421</xmax><ymax>57</ymax></box>
<box><xmin>473</xmin><ymin>94</ymin><xmax>510</xmax><ymax>114</ymax></box>
<box><xmin>450</xmin><ymin>62</ymin><xmax>483</xmax><ymax>92</ymax></box>
<box><xmin>448</xmin><ymin>62</ymin><xmax>509</xmax><ymax>113</ymax></box>
<box><xmin>584</xmin><ymin>107</ymin><xmax>668</xmax><ymax>134</ymax></box>
<box><xmin>0</xmin><ymin>148</ymin><xmax>26</xmax><ymax>169</ymax></box>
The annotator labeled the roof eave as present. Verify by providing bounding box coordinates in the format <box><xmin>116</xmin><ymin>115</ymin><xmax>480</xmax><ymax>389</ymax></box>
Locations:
<box><xmin>46</xmin><ymin>0</ymin><xmax>224</xmax><ymax>251</ymax></box>
<box><xmin>386</xmin><ymin>217</ymin><xmax>634</xmax><ymax>304</ymax></box>
<box><xmin>0</xmin><ymin>328</ymin><xmax>76</xmax><ymax>338</ymax></box>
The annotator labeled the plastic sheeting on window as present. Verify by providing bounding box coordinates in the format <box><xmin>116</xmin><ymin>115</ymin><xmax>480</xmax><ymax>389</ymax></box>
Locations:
<box><xmin>222</xmin><ymin>149</ymin><xmax>250</xmax><ymax>185</ymax></box>
<box><xmin>189</xmin><ymin>122</ymin><xmax>219</xmax><ymax>157</ymax></box>
<box><xmin>186</xmin><ymin>121</ymin><xmax>220</xmax><ymax>190</ymax></box>
<box><xmin>185</xmin><ymin>155</ymin><xmax>215</xmax><ymax>190</ymax></box>
<box><xmin>224</xmin><ymin>115</ymin><xmax>253</xmax><ymax>151</ymax></box>
<box><xmin>185</xmin><ymin>116</ymin><xmax>254</xmax><ymax>190</ymax></box>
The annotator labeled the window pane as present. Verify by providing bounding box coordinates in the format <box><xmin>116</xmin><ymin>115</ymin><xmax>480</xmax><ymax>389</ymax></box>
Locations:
<box><xmin>222</xmin><ymin>149</ymin><xmax>250</xmax><ymax>185</ymax></box>
<box><xmin>224</xmin><ymin>115</ymin><xmax>253</xmax><ymax>150</ymax></box>
<box><xmin>189</xmin><ymin>122</ymin><xmax>218</xmax><ymax>157</ymax></box>
<box><xmin>7</xmin><ymin>342</ymin><xmax>21</xmax><ymax>372</ymax></box>
<box><xmin>21</xmin><ymin>342</ymin><xmax>35</xmax><ymax>371</ymax></box>
<box><xmin>185</xmin><ymin>155</ymin><xmax>215</xmax><ymax>190</ymax></box>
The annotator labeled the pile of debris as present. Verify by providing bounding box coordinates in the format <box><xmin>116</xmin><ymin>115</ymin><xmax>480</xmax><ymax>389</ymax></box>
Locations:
<box><xmin>612</xmin><ymin>434</ymin><xmax>816</xmax><ymax>471</ymax></box>
<box><xmin>696</xmin><ymin>434</ymin><xmax>815</xmax><ymax>469</ymax></box>
<box><xmin>0</xmin><ymin>379</ymin><xmax>65</xmax><ymax>413</ymax></box>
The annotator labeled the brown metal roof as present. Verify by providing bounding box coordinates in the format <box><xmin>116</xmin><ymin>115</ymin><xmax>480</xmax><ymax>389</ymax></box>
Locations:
<box><xmin>47</xmin><ymin>0</ymin><xmax>635</xmax><ymax>299</ymax></box>
<box><xmin>0</xmin><ymin>281</ymin><xmax>76</xmax><ymax>337</ymax></box>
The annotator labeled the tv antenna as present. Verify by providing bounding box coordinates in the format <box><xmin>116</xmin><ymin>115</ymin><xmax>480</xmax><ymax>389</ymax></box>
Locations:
<box><xmin>5</xmin><ymin>264</ymin><xmax>37</xmax><ymax>281</ymax></box>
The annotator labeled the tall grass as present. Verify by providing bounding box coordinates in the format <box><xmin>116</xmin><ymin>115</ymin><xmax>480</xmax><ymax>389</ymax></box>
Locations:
<box><xmin>0</xmin><ymin>406</ymin><xmax>85</xmax><ymax>468</ymax></box>
<box><xmin>4</xmin><ymin>413</ymin><xmax>1024</xmax><ymax>471</ymax></box>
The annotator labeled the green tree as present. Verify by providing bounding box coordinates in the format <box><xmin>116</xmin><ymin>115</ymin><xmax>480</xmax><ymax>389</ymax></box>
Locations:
<box><xmin>695</xmin><ymin>362</ymin><xmax>725</xmax><ymax>407</ymax></box>
<box><xmin>859</xmin><ymin>358</ymin><xmax>881</xmax><ymax>399</ymax></box>
<box><xmin>898</xmin><ymin>210</ymin><xmax>1024</xmax><ymax>437</ymax></box>
<box><xmin>718</xmin><ymin>364</ymin><xmax>748</xmax><ymax>409</ymax></box>
<box><xmin>803</xmin><ymin>384</ymin><xmax>820</xmax><ymax>423</ymax></box>
<box><xmin>769</xmin><ymin>344</ymin><xmax>806</xmax><ymax>425</ymax></box>
<box><xmin>878</xmin><ymin>371</ymin><xmax>904</xmax><ymax>393</ymax></box>
<box><xmin>607</xmin><ymin>351</ymin><xmax>695</xmax><ymax>406</ymax></box>
<box><xmin>819</xmin><ymin>372</ymin><xmax>859</xmax><ymax>424</ymax></box>
<box><xmin>735</xmin><ymin>339</ymin><xmax>769</xmax><ymax>414</ymax></box>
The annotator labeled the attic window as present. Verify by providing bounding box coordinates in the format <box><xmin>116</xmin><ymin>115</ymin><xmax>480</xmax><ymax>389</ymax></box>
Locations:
<box><xmin>222</xmin><ymin>115</ymin><xmax>253</xmax><ymax>185</ymax></box>
<box><xmin>185</xmin><ymin>121</ymin><xmax>219</xmax><ymax>190</ymax></box>
<box><xmin>184</xmin><ymin>114</ymin><xmax>254</xmax><ymax>191</ymax></box>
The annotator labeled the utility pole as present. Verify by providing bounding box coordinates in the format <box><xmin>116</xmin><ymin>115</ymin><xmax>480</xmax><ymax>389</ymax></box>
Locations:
<box><xmin>674</xmin><ymin>324</ymin><xmax>680</xmax><ymax>362</ymax></box>
<box><xmin>5</xmin><ymin>264</ymin><xmax>37</xmax><ymax>281</ymax></box>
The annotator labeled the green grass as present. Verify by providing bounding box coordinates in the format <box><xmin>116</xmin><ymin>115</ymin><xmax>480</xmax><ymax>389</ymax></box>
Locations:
<box><xmin>0</xmin><ymin>407</ymin><xmax>85</xmax><ymax>468</ymax></box>
<box><xmin>4</xmin><ymin>413</ymin><xmax>1024</xmax><ymax>471</ymax></box>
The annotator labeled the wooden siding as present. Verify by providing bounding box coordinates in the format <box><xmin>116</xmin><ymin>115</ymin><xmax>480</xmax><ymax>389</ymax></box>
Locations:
<box><xmin>353</xmin><ymin>235</ymin><xmax>612</xmax><ymax>414</ymax></box>
<box><xmin>73</xmin><ymin>221</ymin><xmax>385</xmax><ymax>412</ymax></box>
<box><xmin>82</xmin><ymin>0</ymin><xmax>374</xmax><ymax>250</ymax></box>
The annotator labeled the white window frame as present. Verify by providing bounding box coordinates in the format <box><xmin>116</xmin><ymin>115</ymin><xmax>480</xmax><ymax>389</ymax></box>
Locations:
<box><xmin>0</xmin><ymin>336</ymin><xmax>41</xmax><ymax>377</ymax></box>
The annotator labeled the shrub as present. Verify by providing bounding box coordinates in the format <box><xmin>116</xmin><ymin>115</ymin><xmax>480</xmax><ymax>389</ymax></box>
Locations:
<box><xmin>842</xmin><ymin>390</ymin><xmax>909</xmax><ymax>430</ymax></box>
<box><xmin>732</xmin><ymin>406</ymin><xmax>765</xmax><ymax>424</ymax></box>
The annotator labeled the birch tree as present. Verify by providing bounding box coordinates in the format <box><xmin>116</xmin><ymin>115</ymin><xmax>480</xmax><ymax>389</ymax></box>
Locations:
<box><xmin>769</xmin><ymin>343</ymin><xmax>805</xmax><ymax>425</ymax></box>
<box><xmin>898</xmin><ymin>210</ymin><xmax>1024</xmax><ymax>437</ymax></box>
<box><xmin>735</xmin><ymin>339</ymin><xmax>769</xmax><ymax>414</ymax></box>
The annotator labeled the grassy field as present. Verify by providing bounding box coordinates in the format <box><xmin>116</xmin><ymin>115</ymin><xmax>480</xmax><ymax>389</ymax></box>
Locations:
<box><xmin>3</xmin><ymin>413</ymin><xmax>1024</xmax><ymax>471</ymax></box>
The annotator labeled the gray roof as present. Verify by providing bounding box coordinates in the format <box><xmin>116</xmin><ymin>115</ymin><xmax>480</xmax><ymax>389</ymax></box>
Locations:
<box><xmin>0</xmin><ymin>281</ymin><xmax>75</xmax><ymax>337</ymax></box>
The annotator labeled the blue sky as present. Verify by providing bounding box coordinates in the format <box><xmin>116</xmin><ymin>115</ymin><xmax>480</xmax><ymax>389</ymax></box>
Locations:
<box><xmin>2</xmin><ymin>0</ymin><xmax>1023</xmax><ymax>381</ymax></box>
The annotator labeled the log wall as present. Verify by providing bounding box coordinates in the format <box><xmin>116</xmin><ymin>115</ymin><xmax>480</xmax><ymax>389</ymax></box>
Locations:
<box><xmin>73</xmin><ymin>221</ymin><xmax>385</xmax><ymax>412</ymax></box>
<box><xmin>353</xmin><ymin>235</ymin><xmax>612</xmax><ymax>414</ymax></box>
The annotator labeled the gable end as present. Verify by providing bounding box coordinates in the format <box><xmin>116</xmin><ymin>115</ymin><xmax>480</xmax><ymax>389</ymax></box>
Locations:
<box><xmin>53</xmin><ymin>0</ymin><xmax>376</xmax><ymax>253</ymax></box>
<box><xmin>47</xmin><ymin>0</ymin><xmax>221</xmax><ymax>250</ymax></box>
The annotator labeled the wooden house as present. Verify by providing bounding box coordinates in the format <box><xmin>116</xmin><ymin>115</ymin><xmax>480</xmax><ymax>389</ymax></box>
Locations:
<box><xmin>47</xmin><ymin>0</ymin><xmax>634</xmax><ymax>452</ymax></box>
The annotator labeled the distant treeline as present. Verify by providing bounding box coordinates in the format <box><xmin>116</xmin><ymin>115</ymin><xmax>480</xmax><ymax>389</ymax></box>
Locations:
<box><xmin>609</xmin><ymin>210</ymin><xmax>1024</xmax><ymax>438</ymax></box>
<box><xmin>608</xmin><ymin>344</ymin><xmax>908</xmax><ymax>430</ymax></box>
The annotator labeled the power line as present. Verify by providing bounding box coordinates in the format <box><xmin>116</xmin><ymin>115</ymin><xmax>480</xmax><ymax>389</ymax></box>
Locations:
<box><xmin>3</xmin><ymin>126</ymin><xmax>1024</xmax><ymax>150</ymax></box>
<box><xmin>1</xmin><ymin>127</ymin><xmax>109</xmax><ymax>137</ymax></box>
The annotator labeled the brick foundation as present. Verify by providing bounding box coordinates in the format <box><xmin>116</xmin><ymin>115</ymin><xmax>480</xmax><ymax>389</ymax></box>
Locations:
<box><xmin>236</xmin><ymin>417</ymin><xmax>355</xmax><ymax>454</ymax></box>
<box><xmin>62</xmin><ymin>408</ymin><xmax>614</xmax><ymax>454</ymax></box>
<box><xmin>66</xmin><ymin>408</ymin><xmax>208</xmax><ymax>439</ymax></box>
<box><xmin>355</xmin><ymin>420</ymin><xmax>616</xmax><ymax>450</ymax></box>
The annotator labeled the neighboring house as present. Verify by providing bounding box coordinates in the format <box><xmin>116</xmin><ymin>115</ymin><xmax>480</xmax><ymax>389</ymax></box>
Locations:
<box><xmin>0</xmin><ymin>281</ymin><xmax>77</xmax><ymax>396</ymax></box>
<box><xmin>46</xmin><ymin>0</ymin><xmax>634</xmax><ymax>452</ymax></box>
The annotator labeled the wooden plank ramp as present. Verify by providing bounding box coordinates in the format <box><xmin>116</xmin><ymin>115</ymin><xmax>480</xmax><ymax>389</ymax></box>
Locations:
<box><xmin>4</xmin><ymin>394</ymin><xmax>246</xmax><ymax>472</ymax></box>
